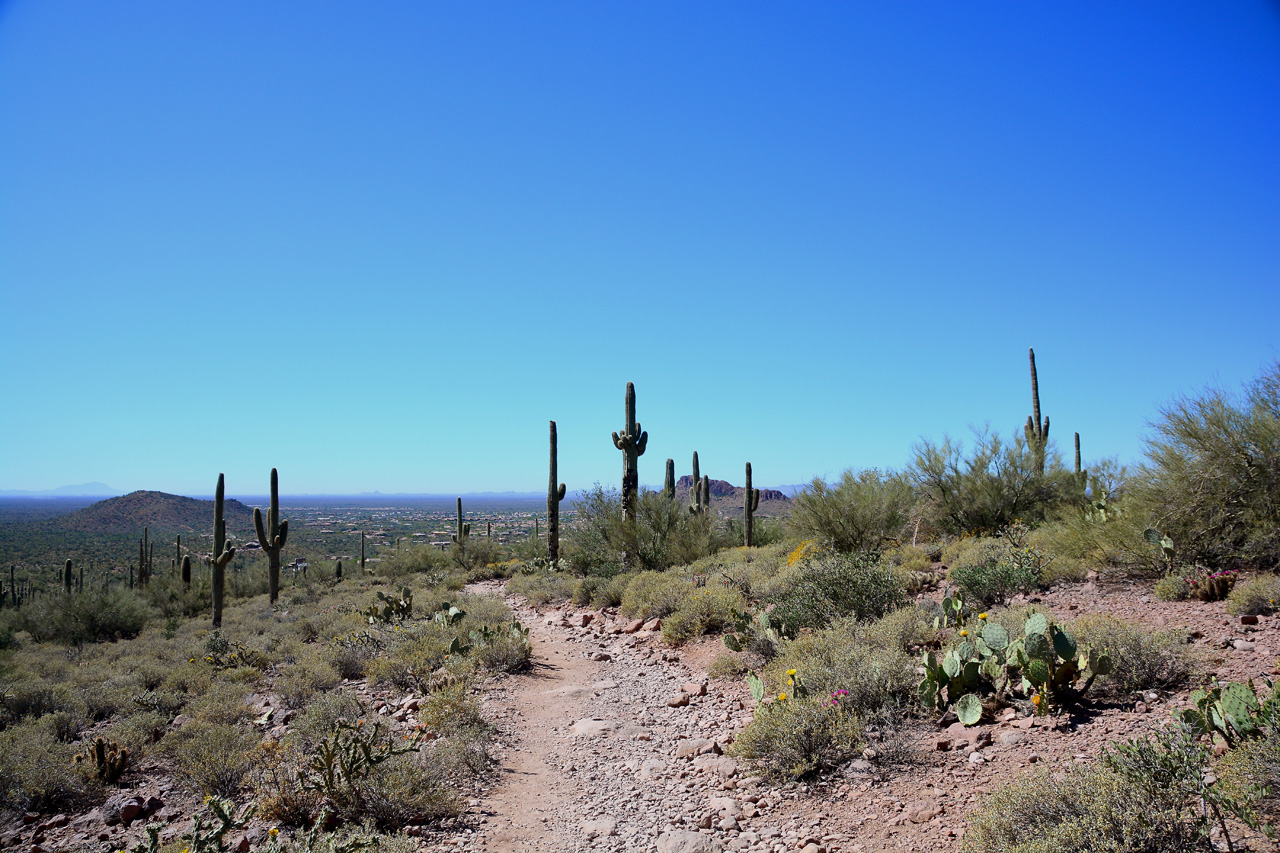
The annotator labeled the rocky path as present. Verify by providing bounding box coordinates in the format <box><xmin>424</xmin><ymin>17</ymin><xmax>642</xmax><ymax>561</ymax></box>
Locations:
<box><xmin>423</xmin><ymin>579</ymin><xmax>1280</xmax><ymax>853</ymax></box>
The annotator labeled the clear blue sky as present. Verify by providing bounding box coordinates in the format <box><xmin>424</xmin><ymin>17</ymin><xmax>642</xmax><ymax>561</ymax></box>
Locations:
<box><xmin>2</xmin><ymin>1</ymin><xmax>1278</xmax><ymax>496</ymax></box>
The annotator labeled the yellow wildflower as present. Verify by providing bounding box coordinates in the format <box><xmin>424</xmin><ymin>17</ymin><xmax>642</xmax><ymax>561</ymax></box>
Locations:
<box><xmin>959</xmin><ymin>629</ymin><xmax>969</xmax><ymax>637</ymax></box>
<box><xmin>778</xmin><ymin>692</ymin><xmax>787</xmax><ymax>701</ymax></box>
<box><xmin>978</xmin><ymin>613</ymin><xmax>988</xmax><ymax>620</ymax></box>
<box><xmin>268</xmin><ymin>828</ymin><xmax>279</xmax><ymax>837</ymax></box>
<box><xmin>787</xmin><ymin>669</ymin><xmax>797</xmax><ymax>677</ymax></box>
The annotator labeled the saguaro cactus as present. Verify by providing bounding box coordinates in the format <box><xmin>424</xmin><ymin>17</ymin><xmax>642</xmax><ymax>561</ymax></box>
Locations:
<box><xmin>744</xmin><ymin>463</ymin><xmax>761</xmax><ymax>547</ymax></box>
<box><xmin>611</xmin><ymin>382</ymin><xmax>648</xmax><ymax>524</ymax></box>
<box><xmin>254</xmin><ymin>468</ymin><xmax>291</xmax><ymax>605</ymax></box>
<box><xmin>452</xmin><ymin>497</ymin><xmax>470</xmax><ymax>548</ymax></box>
<box><xmin>209</xmin><ymin>474</ymin><xmax>237</xmax><ymax>629</ymax></box>
<box><xmin>181</xmin><ymin>555</ymin><xmax>191</xmax><ymax>590</ymax></box>
<box><xmin>360</xmin><ymin>531</ymin><xmax>366</xmax><ymax>571</ymax></box>
<box><xmin>64</xmin><ymin>559</ymin><xmax>73</xmax><ymax>594</ymax></box>
<box><xmin>548</xmin><ymin>420</ymin><xmax>567</xmax><ymax>562</ymax></box>
<box><xmin>663</xmin><ymin>459</ymin><xmax>675</xmax><ymax>500</ymax></box>
<box><xmin>137</xmin><ymin>527</ymin><xmax>151</xmax><ymax>587</ymax></box>
<box><xmin>335</xmin><ymin>560</ymin><xmax>343</xmax><ymax>582</ymax></box>
<box><xmin>1024</xmin><ymin>348</ymin><xmax>1050</xmax><ymax>476</ymax></box>
<box><xmin>1073</xmin><ymin>432</ymin><xmax>1088</xmax><ymax>491</ymax></box>
<box><xmin>689</xmin><ymin>451</ymin><xmax>706</xmax><ymax>515</ymax></box>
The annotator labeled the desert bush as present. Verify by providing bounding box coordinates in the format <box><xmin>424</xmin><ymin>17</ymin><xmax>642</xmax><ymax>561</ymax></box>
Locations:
<box><xmin>0</xmin><ymin>679</ymin><xmax>81</xmax><ymax>728</ymax></box>
<box><xmin>356</xmin><ymin>752</ymin><xmax>459</xmax><ymax>829</ymax></box>
<box><xmin>1226</xmin><ymin>573</ymin><xmax>1280</xmax><ymax>616</ymax></box>
<box><xmin>947</xmin><ymin>529</ymin><xmax>1045</xmax><ymax>606</ymax></box>
<box><xmin>660</xmin><ymin>585</ymin><xmax>745</xmax><ymax>644</ymax></box>
<box><xmin>506</xmin><ymin>566</ymin><xmax>577</xmax><ymax>606</ymax></box>
<box><xmin>620</xmin><ymin>571</ymin><xmax>696</xmax><ymax>620</ymax></box>
<box><xmin>0</xmin><ymin>719</ymin><xmax>92</xmax><ymax>813</ymax></box>
<box><xmin>769</xmin><ymin>551</ymin><xmax>904</xmax><ymax>633</ymax></box>
<box><xmin>571</xmin><ymin>573</ymin><xmax>632</xmax><ymax>609</ymax></box>
<box><xmin>450</xmin><ymin>537</ymin><xmax>506</xmax><ymax>575</ymax></box>
<box><xmin>287</xmin><ymin>692</ymin><xmax>364</xmax><ymax>750</ymax></box>
<box><xmin>3</xmin><ymin>586</ymin><xmax>152</xmax><ymax>644</ymax></box>
<box><xmin>850</xmin><ymin>605</ymin><xmax>939</xmax><ymax>654</ymax></box>
<box><xmin>165</xmin><ymin>720</ymin><xmax>259</xmax><ymax>796</ymax></box>
<box><xmin>1219</xmin><ymin>734</ymin><xmax>1280</xmax><ymax>823</ymax></box>
<box><xmin>475</xmin><ymin>630</ymin><xmax>532</xmax><ymax>673</ymax></box>
<box><xmin>764</xmin><ymin>628</ymin><xmax>916</xmax><ymax>712</ymax></box>
<box><xmin>99</xmin><ymin>709</ymin><xmax>169</xmax><ymax>758</ymax></box>
<box><xmin>564</xmin><ymin>486</ymin><xmax>728</xmax><ymax>576</ymax></box>
<box><xmin>730</xmin><ymin>695</ymin><xmax>867</xmax><ymax>780</ymax></box>
<box><xmin>911</xmin><ymin>428</ymin><xmax>1075</xmax><ymax>536</ymax></box>
<box><xmin>786</xmin><ymin>469</ymin><xmax>916</xmax><ymax>552</ymax></box>
<box><xmin>1135</xmin><ymin>361</ymin><xmax>1280</xmax><ymax>571</ymax></box>
<box><xmin>1068</xmin><ymin>614</ymin><xmax>1195</xmax><ymax>694</ymax></box>
<box><xmin>366</xmin><ymin>626</ymin><xmax>451</xmax><ymax>692</ymax></box>
<box><xmin>378</xmin><ymin>544</ymin><xmax>452</xmax><ymax>580</ymax></box>
<box><xmin>275</xmin><ymin>656</ymin><xmax>341</xmax><ymax>710</ymax></box>
<box><xmin>1154</xmin><ymin>572</ymin><xmax>1191</xmax><ymax>601</ymax></box>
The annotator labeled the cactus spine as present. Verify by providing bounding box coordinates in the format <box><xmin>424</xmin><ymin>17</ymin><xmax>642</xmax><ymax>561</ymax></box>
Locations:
<box><xmin>181</xmin><ymin>555</ymin><xmax>191</xmax><ymax>589</ymax></box>
<box><xmin>452</xmin><ymin>497</ymin><xmax>470</xmax><ymax>548</ymax></box>
<box><xmin>548</xmin><ymin>420</ymin><xmax>567</xmax><ymax>562</ymax></box>
<box><xmin>744</xmin><ymin>463</ymin><xmax>761</xmax><ymax>547</ymax></box>
<box><xmin>1024</xmin><ymin>347</ymin><xmax>1050</xmax><ymax>476</ymax></box>
<box><xmin>663</xmin><ymin>458</ymin><xmax>675</xmax><ymax>500</ymax></box>
<box><xmin>611</xmin><ymin>382</ymin><xmax>648</xmax><ymax>524</ymax></box>
<box><xmin>254</xmin><ymin>468</ymin><xmax>290</xmax><ymax>605</ymax></box>
<box><xmin>64</xmin><ymin>559</ymin><xmax>73</xmax><ymax>594</ymax></box>
<box><xmin>209</xmin><ymin>474</ymin><xmax>236</xmax><ymax>629</ymax></box>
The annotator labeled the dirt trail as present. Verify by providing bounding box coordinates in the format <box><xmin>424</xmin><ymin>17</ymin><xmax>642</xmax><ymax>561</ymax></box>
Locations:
<box><xmin>473</xmin><ymin>616</ymin><xmax>609</xmax><ymax>851</ymax></box>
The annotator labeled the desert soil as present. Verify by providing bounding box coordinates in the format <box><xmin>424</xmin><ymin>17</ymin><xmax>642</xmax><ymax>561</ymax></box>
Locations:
<box><xmin>9</xmin><ymin>577</ymin><xmax>1277</xmax><ymax>853</ymax></box>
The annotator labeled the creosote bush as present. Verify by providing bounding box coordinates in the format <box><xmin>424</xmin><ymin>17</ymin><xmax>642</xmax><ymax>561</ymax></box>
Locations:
<box><xmin>1068</xmin><ymin>613</ymin><xmax>1196</xmax><ymax>695</ymax></box>
<box><xmin>564</xmin><ymin>486</ymin><xmax>729</xmax><ymax>576</ymax></box>
<box><xmin>786</xmin><ymin>469</ymin><xmax>915</xmax><ymax>553</ymax></box>
<box><xmin>769</xmin><ymin>551</ymin><xmax>904</xmax><ymax>633</ymax></box>
<box><xmin>164</xmin><ymin>720</ymin><xmax>260</xmax><ymax>797</ymax></box>
<box><xmin>946</xmin><ymin>530</ymin><xmax>1045</xmax><ymax>607</ymax></box>
<box><xmin>1226</xmin><ymin>573</ymin><xmax>1280</xmax><ymax>616</ymax></box>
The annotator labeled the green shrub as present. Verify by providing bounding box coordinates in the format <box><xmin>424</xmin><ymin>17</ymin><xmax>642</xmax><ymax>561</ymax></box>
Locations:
<box><xmin>1135</xmin><ymin>361</ymin><xmax>1280</xmax><ymax>571</ymax></box>
<box><xmin>620</xmin><ymin>571</ymin><xmax>695</xmax><ymax>620</ymax></box>
<box><xmin>276</xmin><ymin>657</ymin><xmax>341</xmax><ymax>710</ymax></box>
<box><xmin>850</xmin><ymin>605</ymin><xmax>939</xmax><ymax>654</ymax></box>
<box><xmin>357</xmin><ymin>752</ymin><xmax>458</xmax><ymax>829</ymax></box>
<box><xmin>165</xmin><ymin>720</ymin><xmax>260</xmax><ymax>796</ymax></box>
<box><xmin>0</xmin><ymin>719</ymin><xmax>92</xmax><ymax>813</ymax></box>
<box><xmin>1154</xmin><ymin>572</ymin><xmax>1191</xmax><ymax>601</ymax></box>
<box><xmin>564</xmin><ymin>486</ymin><xmax>729</xmax><ymax>576</ymax></box>
<box><xmin>770</xmin><ymin>551</ymin><xmax>904</xmax><ymax>633</ymax></box>
<box><xmin>1219</xmin><ymin>734</ymin><xmax>1280</xmax><ymax>823</ymax></box>
<box><xmin>1068</xmin><ymin>614</ymin><xmax>1195</xmax><ymax>694</ymax></box>
<box><xmin>571</xmin><ymin>574</ymin><xmax>631</xmax><ymax>609</ymax></box>
<box><xmin>4</xmin><ymin>587</ymin><xmax>152</xmax><ymax>644</ymax></box>
<box><xmin>786</xmin><ymin>469</ymin><xmax>915</xmax><ymax>552</ymax></box>
<box><xmin>287</xmin><ymin>693</ymin><xmax>364</xmax><ymax>750</ymax></box>
<box><xmin>947</xmin><ymin>536</ymin><xmax>1044</xmax><ymax>607</ymax></box>
<box><xmin>764</xmin><ymin>627</ymin><xmax>916</xmax><ymax>712</ymax></box>
<box><xmin>660</xmin><ymin>585</ymin><xmax>745</xmax><ymax>644</ymax></box>
<box><xmin>0</xmin><ymin>680</ymin><xmax>81</xmax><ymax>728</ymax></box>
<box><xmin>730</xmin><ymin>696</ymin><xmax>867</xmax><ymax>780</ymax></box>
<box><xmin>1226</xmin><ymin>573</ymin><xmax>1280</xmax><ymax>616</ymax></box>
<box><xmin>505</xmin><ymin>569</ymin><xmax>577</xmax><ymax>606</ymax></box>
<box><xmin>911</xmin><ymin>428</ymin><xmax>1075</xmax><ymax>536</ymax></box>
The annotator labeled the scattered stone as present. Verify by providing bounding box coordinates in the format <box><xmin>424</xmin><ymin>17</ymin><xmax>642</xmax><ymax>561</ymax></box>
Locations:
<box><xmin>667</xmin><ymin>693</ymin><xmax>691</xmax><ymax>708</ymax></box>
<box><xmin>1234</xmin><ymin>640</ymin><xmax>1257</xmax><ymax>652</ymax></box>
<box><xmin>1240</xmin><ymin>615</ymin><xmax>1259</xmax><ymax>626</ymax></box>
<box><xmin>583</xmin><ymin>818</ymin><xmax>618</xmax><ymax>840</ymax></box>
<box><xmin>681</xmin><ymin>682</ymin><xmax>708</xmax><ymax>696</ymax></box>
<box><xmin>906</xmin><ymin>799</ymin><xmax>943</xmax><ymax>823</ymax></box>
<box><xmin>678</xmin><ymin>738</ymin><xmax>714</xmax><ymax>759</ymax></box>
<box><xmin>569</xmin><ymin>718</ymin><xmax>619</xmax><ymax>738</ymax></box>
<box><xmin>657</xmin><ymin>829</ymin><xmax>724</xmax><ymax>853</ymax></box>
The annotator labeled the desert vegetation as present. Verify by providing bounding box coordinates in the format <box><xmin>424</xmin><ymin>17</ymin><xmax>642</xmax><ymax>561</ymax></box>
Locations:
<box><xmin>1</xmin><ymin>358</ymin><xmax>1278</xmax><ymax>851</ymax></box>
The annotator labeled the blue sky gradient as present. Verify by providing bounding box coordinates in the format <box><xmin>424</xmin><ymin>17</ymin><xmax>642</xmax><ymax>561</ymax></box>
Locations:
<box><xmin>2</xmin><ymin>2</ymin><xmax>1278</xmax><ymax>495</ymax></box>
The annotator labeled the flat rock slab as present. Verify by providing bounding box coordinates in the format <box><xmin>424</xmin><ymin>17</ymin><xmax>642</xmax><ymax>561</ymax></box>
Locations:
<box><xmin>569</xmin><ymin>718</ymin><xmax>620</xmax><ymax>737</ymax></box>
<box><xmin>657</xmin><ymin>829</ymin><xmax>724</xmax><ymax>853</ymax></box>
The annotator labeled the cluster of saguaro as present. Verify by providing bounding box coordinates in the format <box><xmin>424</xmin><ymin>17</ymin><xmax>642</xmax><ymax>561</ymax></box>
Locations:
<box><xmin>743</xmin><ymin>462</ymin><xmax>761</xmax><ymax>547</ymax></box>
<box><xmin>254</xmin><ymin>468</ymin><xmax>290</xmax><ymax>605</ymax></box>
<box><xmin>611</xmin><ymin>382</ymin><xmax>648</xmax><ymax>524</ymax></box>
<box><xmin>1024</xmin><ymin>348</ymin><xmax>1050</xmax><ymax>476</ymax></box>
<box><xmin>547</xmin><ymin>420</ymin><xmax>567</xmax><ymax>562</ymax></box>
<box><xmin>689</xmin><ymin>451</ymin><xmax>710</xmax><ymax>516</ymax></box>
<box><xmin>452</xmin><ymin>497</ymin><xmax>471</xmax><ymax>548</ymax></box>
<box><xmin>209</xmin><ymin>474</ymin><xmax>237</xmax><ymax>629</ymax></box>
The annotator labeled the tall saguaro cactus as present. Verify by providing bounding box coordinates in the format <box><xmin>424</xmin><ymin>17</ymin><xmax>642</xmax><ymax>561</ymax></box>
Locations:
<box><xmin>209</xmin><ymin>474</ymin><xmax>237</xmax><ymax>629</ymax></box>
<box><xmin>663</xmin><ymin>459</ymin><xmax>675</xmax><ymax>500</ymax></box>
<box><xmin>452</xmin><ymin>497</ymin><xmax>471</xmax><ymax>549</ymax></box>
<box><xmin>611</xmin><ymin>382</ymin><xmax>648</xmax><ymax>524</ymax></box>
<box><xmin>547</xmin><ymin>420</ymin><xmax>567</xmax><ymax>562</ymax></box>
<box><xmin>138</xmin><ymin>528</ymin><xmax>151</xmax><ymax>587</ymax></box>
<box><xmin>360</xmin><ymin>532</ymin><xmax>366</xmax><ymax>572</ymax></box>
<box><xmin>254</xmin><ymin>468</ymin><xmax>291</xmax><ymax>605</ymax></box>
<box><xmin>689</xmin><ymin>451</ymin><xmax>706</xmax><ymax>515</ymax></box>
<box><xmin>1024</xmin><ymin>348</ymin><xmax>1050</xmax><ymax>476</ymax></box>
<box><xmin>64</xmin><ymin>559</ymin><xmax>73</xmax><ymax>594</ymax></box>
<box><xmin>1074</xmin><ymin>432</ymin><xmax>1088</xmax><ymax>492</ymax></box>
<box><xmin>181</xmin><ymin>555</ymin><xmax>191</xmax><ymax>590</ymax></box>
<box><xmin>743</xmin><ymin>463</ymin><xmax>761</xmax><ymax>547</ymax></box>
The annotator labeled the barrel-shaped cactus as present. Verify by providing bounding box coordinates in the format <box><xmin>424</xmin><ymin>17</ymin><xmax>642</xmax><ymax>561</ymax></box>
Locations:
<box><xmin>209</xmin><ymin>474</ymin><xmax>236</xmax><ymax>629</ymax></box>
<box><xmin>548</xmin><ymin>421</ymin><xmax>567</xmax><ymax>562</ymax></box>
<box><xmin>254</xmin><ymin>468</ymin><xmax>290</xmax><ymax>605</ymax></box>
<box><xmin>74</xmin><ymin>736</ymin><xmax>130</xmax><ymax>784</ymax></box>
<box><xmin>611</xmin><ymin>382</ymin><xmax>648</xmax><ymax>524</ymax></box>
<box><xmin>743</xmin><ymin>463</ymin><xmax>761</xmax><ymax>547</ymax></box>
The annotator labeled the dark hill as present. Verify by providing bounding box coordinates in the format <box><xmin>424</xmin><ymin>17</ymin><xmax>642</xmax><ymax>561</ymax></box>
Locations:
<box><xmin>53</xmin><ymin>490</ymin><xmax>256</xmax><ymax>536</ymax></box>
<box><xmin>675</xmin><ymin>475</ymin><xmax>788</xmax><ymax>503</ymax></box>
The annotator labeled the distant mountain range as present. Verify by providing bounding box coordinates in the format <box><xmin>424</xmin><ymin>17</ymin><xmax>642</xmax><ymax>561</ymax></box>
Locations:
<box><xmin>0</xmin><ymin>483</ymin><xmax>123</xmax><ymax>498</ymax></box>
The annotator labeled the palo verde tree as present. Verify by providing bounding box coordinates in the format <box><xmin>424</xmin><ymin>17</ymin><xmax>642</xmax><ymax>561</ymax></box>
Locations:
<box><xmin>253</xmin><ymin>468</ymin><xmax>290</xmax><ymax>605</ymax></box>
<box><xmin>611</xmin><ymin>381</ymin><xmax>648</xmax><ymax>524</ymax></box>
<box><xmin>547</xmin><ymin>420</ymin><xmax>567</xmax><ymax>562</ymax></box>
<box><xmin>209</xmin><ymin>473</ymin><xmax>236</xmax><ymax>628</ymax></box>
